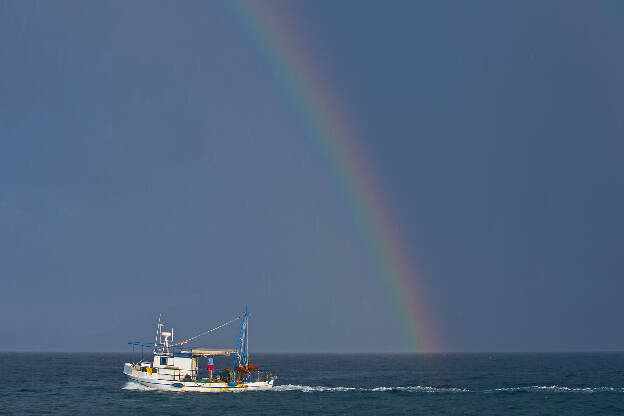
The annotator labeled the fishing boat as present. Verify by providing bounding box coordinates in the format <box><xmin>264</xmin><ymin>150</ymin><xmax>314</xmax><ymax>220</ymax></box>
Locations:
<box><xmin>123</xmin><ymin>307</ymin><xmax>276</xmax><ymax>392</ymax></box>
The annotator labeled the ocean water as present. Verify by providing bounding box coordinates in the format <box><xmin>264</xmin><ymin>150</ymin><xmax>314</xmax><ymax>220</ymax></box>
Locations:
<box><xmin>1</xmin><ymin>352</ymin><xmax>624</xmax><ymax>415</ymax></box>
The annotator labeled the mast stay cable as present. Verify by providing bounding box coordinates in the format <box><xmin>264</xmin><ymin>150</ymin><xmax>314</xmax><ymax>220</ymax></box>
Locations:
<box><xmin>176</xmin><ymin>315</ymin><xmax>241</xmax><ymax>346</ymax></box>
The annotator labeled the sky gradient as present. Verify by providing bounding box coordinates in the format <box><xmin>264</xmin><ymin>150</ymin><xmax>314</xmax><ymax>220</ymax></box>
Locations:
<box><xmin>1</xmin><ymin>0</ymin><xmax>623</xmax><ymax>352</ymax></box>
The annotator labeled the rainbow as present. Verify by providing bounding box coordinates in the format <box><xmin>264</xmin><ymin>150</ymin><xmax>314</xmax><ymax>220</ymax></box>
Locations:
<box><xmin>229</xmin><ymin>1</ymin><xmax>437</xmax><ymax>351</ymax></box>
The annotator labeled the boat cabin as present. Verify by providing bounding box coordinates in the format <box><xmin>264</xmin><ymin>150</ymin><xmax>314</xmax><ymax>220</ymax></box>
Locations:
<box><xmin>136</xmin><ymin>321</ymin><xmax>234</xmax><ymax>381</ymax></box>
<box><xmin>149</xmin><ymin>349</ymin><xmax>234</xmax><ymax>380</ymax></box>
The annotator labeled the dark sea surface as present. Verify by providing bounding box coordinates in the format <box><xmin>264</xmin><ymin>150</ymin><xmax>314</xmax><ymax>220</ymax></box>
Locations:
<box><xmin>1</xmin><ymin>352</ymin><xmax>624</xmax><ymax>415</ymax></box>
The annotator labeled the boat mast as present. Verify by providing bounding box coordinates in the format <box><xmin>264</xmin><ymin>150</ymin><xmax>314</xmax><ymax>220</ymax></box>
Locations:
<box><xmin>233</xmin><ymin>307</ymin><xmax>249</xmax><ymax>371</ymax></box>
<box><xmin>246</xmin><ymin>313</ymin><xmax>249</xmax><ymax>366</ymax></box>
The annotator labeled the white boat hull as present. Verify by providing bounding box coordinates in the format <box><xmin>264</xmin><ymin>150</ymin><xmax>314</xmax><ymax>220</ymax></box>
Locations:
<box><xmin>123</xmin><ymin>363</ymin><xmax>275</xmax><ymax>392</ymax></box>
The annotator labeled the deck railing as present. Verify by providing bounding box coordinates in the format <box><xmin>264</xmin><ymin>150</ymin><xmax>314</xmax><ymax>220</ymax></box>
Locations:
<box><xmin>131</xmin><ymin>364</ymin><xmax>199</xmax><ymax>381</ymax></box>
<box><xmin>130</xmin><ymin>364</ymin><xmax>272</xmax><ymax>383</ymax></box>
<box><xmin>246</xmin><ymin>370</ymin><xmax>273</xmax><ymax>382</ymax></box>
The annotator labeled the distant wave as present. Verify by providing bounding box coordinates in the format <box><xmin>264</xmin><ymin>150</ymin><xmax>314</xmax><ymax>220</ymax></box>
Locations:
<box><xmin>273</xmin><ymin>385</ymin><xmax>357</xmax><ymax>392</ymax></box>
<box><xmin>490</xmin><ymin>385</ymin><xmax>624</xmax><ymax>393</ymax></box>
<box><xmin>272</xmin><ymin>384</ymin><xmax>469</xmax><ymax>393</ymax></box>
<box><xmin>371</xmin><ymin>386</ymin><xmax>469</xmax><ymax>393</ymax></box>
<box><xmin>273</xmin><ymin>384</ymin><xmax>624</xmax><ymax>394</ymax></box>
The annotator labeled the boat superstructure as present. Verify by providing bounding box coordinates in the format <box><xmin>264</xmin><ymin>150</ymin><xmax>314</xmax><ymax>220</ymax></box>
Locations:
<box><xmin>123</xmin><ymin>308</ymin><xmax>275</xmax><ymax>392</ymax></box>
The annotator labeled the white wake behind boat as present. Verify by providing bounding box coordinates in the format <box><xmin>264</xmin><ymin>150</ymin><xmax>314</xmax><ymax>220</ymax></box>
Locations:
<box><xmin>123</xmin><ymin>308</ymin><xmax>276</xmax><ymax>392</ymax></box>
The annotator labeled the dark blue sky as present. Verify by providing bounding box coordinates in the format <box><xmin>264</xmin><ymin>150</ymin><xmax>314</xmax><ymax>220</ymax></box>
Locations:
<box><xmin>1</xmin><ymin>0</ymin><xmax>623</xmax><ymax>352</ymax></box>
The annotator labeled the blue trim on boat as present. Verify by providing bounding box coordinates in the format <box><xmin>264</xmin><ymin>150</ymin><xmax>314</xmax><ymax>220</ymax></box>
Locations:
<box><xmin>126</xmin><ymin>375</ymin><xmax>252</xmax><ymax>390</ymax></box>
<box><xmin>153</xmin><ymin>352</ymin><xmax>193</xmax><ymax>358</ymax></box>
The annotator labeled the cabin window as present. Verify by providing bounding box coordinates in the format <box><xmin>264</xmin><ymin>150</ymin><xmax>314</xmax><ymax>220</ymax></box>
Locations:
<box><xmin>160</xmin><ymin>357</ymin><xmax>167</xmax><ymax>366</ymax></box>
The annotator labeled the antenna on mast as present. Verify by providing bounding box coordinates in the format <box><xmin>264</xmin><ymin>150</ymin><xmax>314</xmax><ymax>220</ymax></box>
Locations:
<box><xmin>155</xmin><ymin>313</ymin><xmax>161</xmax><ymax>353</ymax></box>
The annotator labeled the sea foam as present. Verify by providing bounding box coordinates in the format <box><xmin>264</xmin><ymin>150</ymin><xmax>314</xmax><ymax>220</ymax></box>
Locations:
<box><xmin>122</xmin><ymin>381</ymin><xmax>152</xmax><ymax>391</ymax></box>
<box><xmin>122</xmin><ymin>382</ymin><xmax>624</xmax><ymax>394</ymax></box>
<box><xmin>272</xmin><ymin>384</ymin><xmax>468</xmax><ymax>393</ymax></box>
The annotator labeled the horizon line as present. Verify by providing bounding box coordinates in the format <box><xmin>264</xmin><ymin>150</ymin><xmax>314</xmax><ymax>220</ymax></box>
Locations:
<box><xmin>1</xmin><ymin>349</ymin><xmax>623</xmax><ymax>354</ymax></box>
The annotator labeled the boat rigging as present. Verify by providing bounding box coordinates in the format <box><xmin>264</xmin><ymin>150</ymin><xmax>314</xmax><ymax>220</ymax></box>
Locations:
<box><xmin>123</xmin><ymin>307</ymin><xmax>275</xmax><ymax>392</ymax></box>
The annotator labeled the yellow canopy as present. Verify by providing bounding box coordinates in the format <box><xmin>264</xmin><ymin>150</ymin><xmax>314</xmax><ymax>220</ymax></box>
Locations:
<box><xmin>181</xmin><ymin>348</ymin><xmax>234</xmax><ymax>356</ymax></box>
